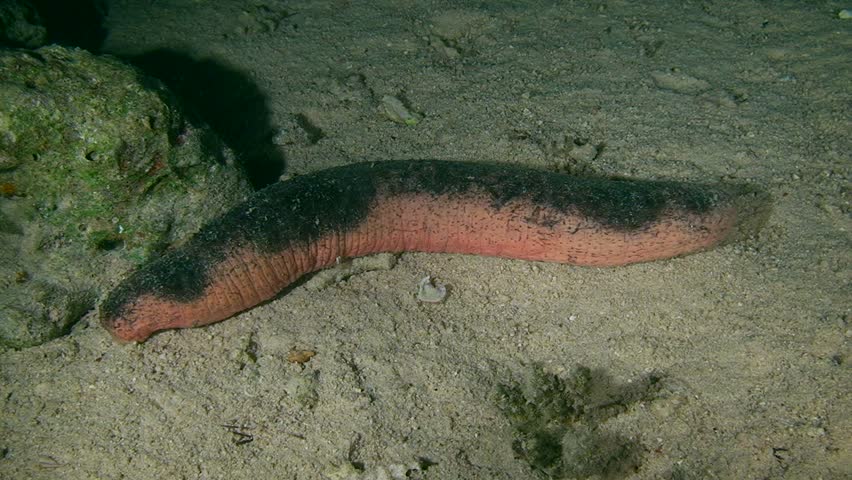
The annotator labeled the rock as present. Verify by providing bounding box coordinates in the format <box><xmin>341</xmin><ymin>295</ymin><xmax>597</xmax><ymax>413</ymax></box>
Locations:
<box><xmin>0</xmin><ymin>1</ymin><xmax>47</xmax><ymax>48</ymax></box>
<box><xmin>0</xmin><ymin>45</ymin><xmax>252</xmax><ymax>348</ymax></box>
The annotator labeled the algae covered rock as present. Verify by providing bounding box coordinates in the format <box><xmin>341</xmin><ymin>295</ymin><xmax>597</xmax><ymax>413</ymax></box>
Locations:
<box><xmin>0</xmin><ymin>1</ymin><xmax>47</xmax><ymax>48</ymax></box>
<box><xmin>0</xmin><ymin>45</ymin><xmax>252</xmax><ymax>348</ymax></box>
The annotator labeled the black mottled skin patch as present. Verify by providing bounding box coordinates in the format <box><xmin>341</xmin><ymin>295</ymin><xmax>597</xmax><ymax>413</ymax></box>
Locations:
<box><xmin>101</xmin><ymin>160</ymin><xmax>732</xmax><ymax>323</ymax></box>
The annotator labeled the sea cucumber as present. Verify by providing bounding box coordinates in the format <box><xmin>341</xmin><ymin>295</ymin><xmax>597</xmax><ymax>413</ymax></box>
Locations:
<box><xmin>101</xmin><ymin>160</ymin><xmax>743</xmax><ymax>342</ymax></box>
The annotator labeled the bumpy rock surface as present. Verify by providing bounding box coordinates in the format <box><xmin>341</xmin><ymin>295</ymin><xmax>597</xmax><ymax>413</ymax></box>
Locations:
<box><xmin>0</xmin><ymin>1</ymin><xmax>47</xmax><ymax>48</ymax></box>
<box><xmin>0</xmin><ymin>46</ymin><xmax>252</xmax><ymax>348</ymax></box>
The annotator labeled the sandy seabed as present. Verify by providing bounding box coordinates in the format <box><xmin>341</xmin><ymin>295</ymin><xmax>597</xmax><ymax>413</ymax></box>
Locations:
<box><xmin>1</xmin><ymin>1</ymin><xmax>849</xmax><ymax>479</ymax></box>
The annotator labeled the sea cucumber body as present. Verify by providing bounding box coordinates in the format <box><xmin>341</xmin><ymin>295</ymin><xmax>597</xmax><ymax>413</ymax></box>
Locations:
<box><xmin>101</xmin><ymin>160</ymin><xmax>738</xmax><ymax>342</ymax></box>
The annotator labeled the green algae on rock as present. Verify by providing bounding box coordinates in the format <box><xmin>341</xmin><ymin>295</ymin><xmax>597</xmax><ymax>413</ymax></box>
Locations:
<box><xmin>0</xmin><ymin>1</ymin><xmax>48</xmax><ymax>48</ymax></box>
<box><xmin>0</xmin><ymin>45</ymin><xmax>252</xmax><ymax>348</ymax></box>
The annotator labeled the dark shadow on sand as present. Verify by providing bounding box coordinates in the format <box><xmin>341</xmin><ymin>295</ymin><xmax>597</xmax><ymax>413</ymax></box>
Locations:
<box><xmin>127</xmin><ymin>49</ymin><xmax>286</xmax><ymax>188</ymax></box>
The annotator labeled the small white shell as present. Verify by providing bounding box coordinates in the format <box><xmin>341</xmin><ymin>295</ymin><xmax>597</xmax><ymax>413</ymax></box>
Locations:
<box><xmin>417</xmin><ymin>275</ymin><xmax>447</xmax><ymax>303</ymax></box>
<box><xmin>381</xmin><ymin>95</ymin><xmax>421</xmax><ymax>125</ymax></box>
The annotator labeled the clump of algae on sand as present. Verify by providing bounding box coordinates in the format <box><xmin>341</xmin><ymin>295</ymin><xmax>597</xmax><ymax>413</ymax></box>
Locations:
<box><xmin>497</xmin><ymin>364</ymin><xmax>663</xmax><ymax>479</ymax></box>
<box><xmin>0</xmin><ymin>45</ymin><xmax>251</xmax><ymax>348</ymax></box>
